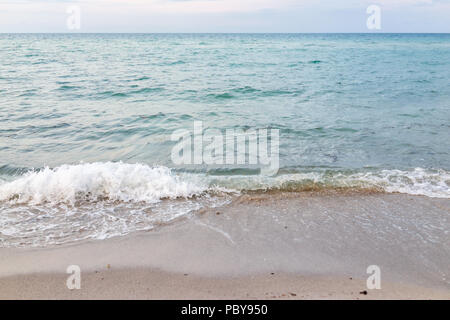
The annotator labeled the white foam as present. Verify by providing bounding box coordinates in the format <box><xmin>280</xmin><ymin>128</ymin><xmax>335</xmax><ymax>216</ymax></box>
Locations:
<box><xmin>354</xmin><ymin>168</ymin><xmax>450</xmax><ymax>198</ymax></box>
<box><xmin>0</xmin><ymin>162</ymin><xmax>208</xmax><ymax>205</ymax></box>
<box><xmin>0</xmin><ymin>164</ymin><xmax>448</xmax><ymax>207</ymax></box>
<box><xmin>0</xmin><ymin>163</ymin><xmax>448</xmax><ymax>248</ymax></box>
<box><xmin>207</xmin><ymin>168</ymin><xmax>450</xmax><ymax>198</ymax></box>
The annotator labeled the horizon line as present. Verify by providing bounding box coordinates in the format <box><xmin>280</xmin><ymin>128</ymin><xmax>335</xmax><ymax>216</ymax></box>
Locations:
<box><xmin>1</xmin><ymin>32</ymin><xmax>450</xmax><ymax>34</ymax></box>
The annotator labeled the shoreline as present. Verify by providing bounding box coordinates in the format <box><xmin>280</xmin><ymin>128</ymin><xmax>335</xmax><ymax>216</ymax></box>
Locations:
<box><xmin>1</xmin><ymin>192</ymin><xmax>449</xmax><ymax>299</ymax></box>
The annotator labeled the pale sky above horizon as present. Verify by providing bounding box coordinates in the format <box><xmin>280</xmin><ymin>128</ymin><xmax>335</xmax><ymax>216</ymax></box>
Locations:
<box><xmin>0</xmin><ymin>0</ymin><xmax>449</xmax><ymax>33</ymax></box>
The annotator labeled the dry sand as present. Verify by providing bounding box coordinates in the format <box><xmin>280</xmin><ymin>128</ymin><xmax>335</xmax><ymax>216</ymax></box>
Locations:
<box><xmin>1</xmin><ymin>268</ymin><xmax>449</xmax><ymax>300</ymax></box>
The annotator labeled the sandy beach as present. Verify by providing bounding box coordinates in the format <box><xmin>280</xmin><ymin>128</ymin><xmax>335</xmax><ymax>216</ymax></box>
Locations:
<box><xmin>2</xmin><ymin>268</ymin><xmax>449</xmax><ymax>300</ymax></box>
<box><xmin>1</xmin><ymin>192</ymin><xmax>449</xmax><ymax>299</ymax></box>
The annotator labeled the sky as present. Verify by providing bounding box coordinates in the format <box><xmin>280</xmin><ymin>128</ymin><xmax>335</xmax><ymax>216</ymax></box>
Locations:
<box><xmin>0</xmin><ymin>0</ymin><xmax>449</xmax><ymax>33</ymax></box>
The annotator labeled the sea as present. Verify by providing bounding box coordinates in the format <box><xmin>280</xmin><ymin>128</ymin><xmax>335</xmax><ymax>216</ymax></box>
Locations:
<box><xmin>0</xmin><ymin>33</ymin><xmax>449</xmax><ymax>247</ymax></box>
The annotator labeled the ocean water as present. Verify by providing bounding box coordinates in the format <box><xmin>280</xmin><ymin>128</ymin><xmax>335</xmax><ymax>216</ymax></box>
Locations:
<box><xmin>1</xmin><ymin>33</ymin><xmax>449</xmax><ymax>247</ymax></box>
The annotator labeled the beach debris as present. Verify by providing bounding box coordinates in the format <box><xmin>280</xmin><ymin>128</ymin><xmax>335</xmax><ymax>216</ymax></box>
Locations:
<box><xmin>106</xmin><ymin>264</ymin><xmax>111</xmax><ymax>269</ymax></box>
<box><xmin>289</xmin><ymin>292</ymin><xmax>297</xmax><ymax>297</ymax></box>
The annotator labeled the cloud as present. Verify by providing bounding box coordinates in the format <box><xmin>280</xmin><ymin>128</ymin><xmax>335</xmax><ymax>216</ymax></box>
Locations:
<box><xmin>0</xmin><ymin>0</ymin><xmax>449</xmax><ymax>32</ymax></box>
<box><xmin>86</xmin><ymin>0</ymin><xmax>304</xmax><ymax>14</ymax></box>
<box><xmin>1</xmin><ymin>0</ymin><xmax>448</xmax><ymax>13</ymax></box>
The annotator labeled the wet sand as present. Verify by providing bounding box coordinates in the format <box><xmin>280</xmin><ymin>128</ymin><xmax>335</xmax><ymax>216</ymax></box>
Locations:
<box><xmin>1</xmin><ymin>192</ymin><xmax>449</xmax><ymax>299</ymax></box>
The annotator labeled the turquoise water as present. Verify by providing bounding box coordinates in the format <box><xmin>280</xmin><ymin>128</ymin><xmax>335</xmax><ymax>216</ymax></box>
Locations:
<box><xmin>0</xmin><ymin>34</ymin><xmax>449</xmax><ymax>246</ymax></box>
<box><xmin>1</xmin><ymin>33</ymin><xmax>450</xmax><ymax>171</ymax></box>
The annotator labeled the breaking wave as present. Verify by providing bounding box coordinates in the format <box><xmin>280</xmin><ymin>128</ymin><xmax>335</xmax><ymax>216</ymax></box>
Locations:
<box><xmin>0</xmin><ymin>162</ymin><xmax>208</xmax><ymax>205</ymax></box>
<box><xmin>0</xmin><ymin>162</ymin><xmax>448</xmax><ymax>247</ymax></box>
<box><xmin>211</xmin><ymin>168</ymin><xmax>450</xmax><ymax>198</ymax></box>
<box><xmin>0</xmin><ymin>163</ymin><xmax>449</xmax><ymax>206</ymax></box>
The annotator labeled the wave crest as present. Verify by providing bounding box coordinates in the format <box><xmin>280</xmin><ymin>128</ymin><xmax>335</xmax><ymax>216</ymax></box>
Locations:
<box><xmin>0</xmin><ymin>164</ymin><xmax>448</xmax><ymax>207</ymax></box>
<box><xmin>0</xmin><ymin>162</ymin><xmax>207</xmax><ymax>205</ymax></box>
<box><xmin>208</xmin><ymin>168</ymin><xmax>450</xmax><ymax>198</ymax></box>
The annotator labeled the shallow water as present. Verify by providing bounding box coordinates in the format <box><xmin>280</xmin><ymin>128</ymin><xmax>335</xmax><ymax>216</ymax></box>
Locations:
<box><xmin>1</xmin><ymin>34</ymin><xmax>449</xmax><ymax>246</ymax></box>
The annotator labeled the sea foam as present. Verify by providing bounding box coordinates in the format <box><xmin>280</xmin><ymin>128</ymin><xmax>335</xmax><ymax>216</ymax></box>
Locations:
<box><xmin>0</xmin><ymin>162</ymin><xmax>207</xmax><ymax>205</ymax></box>
<box><xmin>207</xmin><ymin>168</ymin><xmax>450</xmax><ymax>198</ymax></box>
<box><xmin>0</xmin><ymin>164</ymin><xmax>449</xmax><ymax>206</ymax></box>
<box><xmin>0</xmin><ymin>163</ymin><xmax>448</xmax><ymax>248</ymax></box>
